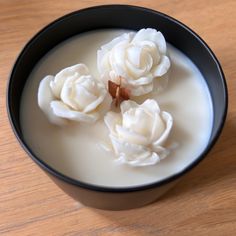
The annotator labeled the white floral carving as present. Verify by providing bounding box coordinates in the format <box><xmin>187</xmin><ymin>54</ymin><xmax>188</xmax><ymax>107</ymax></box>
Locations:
<box><xmin>97</xmin><ymin>28</ymin><xmax>171</xmax><ymax>96</ymax></box>
<box><xmin>104</xmin><ymin>99</ymin><xmax>173</xmax><ymax>166</ymax></box>
<box><xmin>38</xmin><ymin>64</ymin><xmax>111</xmax><ymax>125</ymax></box>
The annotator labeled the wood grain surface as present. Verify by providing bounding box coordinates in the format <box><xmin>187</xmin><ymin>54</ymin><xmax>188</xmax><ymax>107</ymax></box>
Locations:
<box><xmin>0</xmin><ymin>0</ymin><xmax>235</xmax><ymax>235</ymax></box>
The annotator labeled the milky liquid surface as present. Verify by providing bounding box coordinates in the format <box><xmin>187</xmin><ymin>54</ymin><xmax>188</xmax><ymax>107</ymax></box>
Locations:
<box><xmin>20</xmin><ymin>29</ymin><xmax>213</xmax><ymax>187</ymax></box>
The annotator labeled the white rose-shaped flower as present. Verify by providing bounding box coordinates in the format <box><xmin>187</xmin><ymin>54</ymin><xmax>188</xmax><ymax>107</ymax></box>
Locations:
<box><xmin>104</xmin><ymin>99</ymin><xmax>173</xmax><ymax>166</ymax></box>
<box><xmin>97</xmin><ymin>28</ymin><xmax>171</xmax><ymax>96</ymax></box>
<box><xmin>38</xmin><ymin>64</ymin><xmax>110</xmax><ymax>125</ymax></box>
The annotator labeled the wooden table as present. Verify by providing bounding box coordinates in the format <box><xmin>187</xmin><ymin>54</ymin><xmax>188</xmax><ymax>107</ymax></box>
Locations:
<box><xmin>0</xmin><ymin>1</ymin><xmax>235</xmax><ymax>235</ymax></box>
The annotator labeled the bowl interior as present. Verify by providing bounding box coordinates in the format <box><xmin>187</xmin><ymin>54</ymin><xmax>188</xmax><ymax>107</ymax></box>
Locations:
<box><xmin>7</xmin><ymin>5</ymin><xmax>227</xmax><ymax>191</ymax></box>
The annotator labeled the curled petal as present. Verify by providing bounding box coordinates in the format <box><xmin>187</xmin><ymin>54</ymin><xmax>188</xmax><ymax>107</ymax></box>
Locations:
<box><xmin>97</xmin><ymin>51</ymin><xmax>111</xmax><ymax>74</ymax></box>
<box><xmin>97</xmin><ymin>33</ymin><xmax>132</xmax><ymax>74</ymax></box>
<box><xmin>104</xmin><ymin>112</ymin><xmax>122</xmax><ymax>134</ymax></box>
<box><xmin>141</xmin><ymin>99</ymin><xmax>161</xmax><ymax>114</ymax></box>
<box><xmin>126</xmin><ymin>45</ymin><xmax>142</xmax><ymax>67</ymax></box>
<box><xmin>60</xmin><ymin>77</ymin><xmax>80</xmax><ymax>110</ymax></box>
<box><xmin>124</xmin><ymin>152</ymin><xmax>161</xmax><ymax>167</ymax></box>
<box><xmin>125</xmin><ymin>57</ymin><xmax>153</xmax><ymax>79</ymax></box>
<box><xmin>152</xmin><ymin>111</ymin><xmax>173</xmax><ymax>147</ymax></box>
<box><xmin>125</xmin><ymin>60</ymin><xmax>148</xmax><ymax>79</ymax></box>
<box><xmin>109</xmin><ymin>42</ymin><xmax>130</xmax><ymax>79</ymax></box>
<box><xmin>152</xmin><ymin>146</ymin><xmax>170</xmax><ymax>160</ymax></box>
<box><xmin>83</xmin><ymin>88</ymin><xmax>107</xmax><ymax>113</ymax></box>
<box><xmin>132</xmin><ymin>28</ymin><xmax>167</xmax><ymax>54</ymax></box>
<box><xmin>135</xmin><ymin>40</ymin><xmax>161</xmax><ymax>65</ymax></box>
<box><xmin>50</xmin><ymin>64</ymin><xmax>89</xmax><ymax>98</ymax></box>
<box><xmin>110</xmin><ymin>135</ymin><xmax>160</xmax><ymax>166</ymax></box>
<box><xmin>115</xmin><ymin>125</ymin><xmax>149</xmax><ymax>146</ymax></box>
<box><xmin>120</xmin><ymin>100</ymin><xmax>139</xmax><ymax>114</ymax></box>
<box><xmin>126</xmin><ymin>76</ymin><xmax>153</xmax><ymax>86</ymax></box>
<box><xmin>130</xmin><ymin>83</ymin><xmax>154</xmax><ymax>96</ymax></box>
<box><xmin>110</xmin><ymin>135</ymin><xmax>150</xmax><ymax>159</ymax></box>
<box><xmin>38</xmin><ymin>76</ymin><xmax>66</xmax><ymax>125</ymax></box>
<box><xmin>100</xmin><ymin>32</ymin><xmax>132</xmax><ymax>51</ymax></box>
<box><xmin>152</xmin><ymin>55</ymin><xmax>171</xmax><ymax>77</ymax></box>
<box><xmin>150</xmin><ymin>113</ymin><xmax>165</xmax><ymax>141</ymax></box>
<box><xmin>50</xmin><ymin>101</ymin><xmax>98</xmax><ymax>123</ymax></box>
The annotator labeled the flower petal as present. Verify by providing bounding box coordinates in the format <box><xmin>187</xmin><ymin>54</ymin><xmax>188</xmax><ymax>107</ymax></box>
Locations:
<box><xmin>97</xmin><ymin>51</ymin><xmax>111</xmax><ymax>74</ymax></box>
<box><xmin>83</xmin><ymin>88</ymin><xmax>106</xmax><ymax>113</ymax></box>
<box><xmin>101</xmin><ymin>32</ymin><xmax>132</xmax><ymax>51</ymax></box>
<box><xmin>132</xmin><ymin>28</ymin><xmax>167</xmax><ymax>54</ymax></box>
<box><xmin>152</xmin><ymin>55</ymin><xmax>171</xmax><ymax>77</ymax></box>
<box><xmin>60</xmin><ymin>77</ymin><xmax>80</xmax><ymax>110</ymax></box>
<box><xmin>135</xmin><ymin>40</ymin><xmax>161</xmax><ymax>65</ymax></box>
<box><xmin>125</xmin><ymin>152</ymin><xmax>161</xmax><ymax>167</ymax></box>
<box><xmin>109</xmin><ymin>134</ymin><xmax>150</xmax><ymax>159</ymax></box>
<box><xmin>50</xmin><ymin>64</ymin><xmax>89</xmax><ymax>98</ymax></box>
<box><xmin>38</xmin><ymin>76</ymin><xmax>66</xmax><ymax>125</ymax></box>
<box><xmin>141</xmin><ymin>99</ymin><xmax>161</xmax><ymax>114</ymax></box>
<box><xmin>104</xmin><ymin>112</ymin><xmax>122</xmax><ymax>134</ymax></box>
<box><xmin>73</xmin><ymin>84</ymin><xmax>98</xmax><ymax>110</ymax></box>
<box><xmin>109</xmin><ymin>41</ymin><xmax>129</xmax><ymax>78</ymax></box>
<box><xmin>122</xmin><ymin>106</ymin><xmax>154</xmax><ymax>137</ymax></box>
<box><xmin>97</xmin><ymin>33</ymin><xmax>132</xmax><ymax>74</ymax></box>
<box><xmin>126</xmin><ymin>45</ymin><xmax>142</xmax><ymax>67</ymax></box>
<box><xmin>126</xmin><ymin>76</ymin><xmax>153</xmax><ymax>86</ymax></box>
<box><xmin>50</xmin><ymin>101</ymin><xmax>98</xmax><ymax>123</ymax></box>
<box><xmin>120</xmin><ymin>100</ymin><xmax>139</xmax><ymax>114</ymax></box>
<box><xmin>150</xmin><ymin>112</ymin><xmax>166</xmax><ymax>141</ymax></box>
<box><xmin>152</xmin><ymin>146</ymin><xmax>170</xmax><ymax>160</ymax></box>
<box><xmin>152</xmin><ymin>111</ymin><xmax>173</xmax><ymax>146</ymax></box>
<box><xmin>130</xmin><ymin>83</ymin><xmax>153</xmax><ymax>96</ymax></box>
<box><xmin>115</xmin><ymin>125</ymin><xmax>149</xmax><ymax>145</ymax></box>
<box><xmin>126</xmin><ymin>45</ymin><xmax>154</xmax><ymax>78</ymax></box>
<box><xmin>110</xmin><ymin>135</ymin><xmax>160</xmax><ymax>166</ymax></box>
<box><xmin>38</xmin><ymin>75</ymin><xmax>54</xmax><ymax>106</ymax></box>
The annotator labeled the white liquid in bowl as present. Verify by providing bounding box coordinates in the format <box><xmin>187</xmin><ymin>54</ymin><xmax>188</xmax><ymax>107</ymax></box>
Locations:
<box><xmin>20</xmin><ymin>29</ymin><xmax>213</xmax><ymax>187</ymax></box>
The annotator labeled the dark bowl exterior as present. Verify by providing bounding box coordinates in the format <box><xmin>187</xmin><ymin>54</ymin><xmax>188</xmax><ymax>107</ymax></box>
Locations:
<box><xmin>7</xmin><ymin>5</ymin><xmax>228</xmax><ymax>210</ymax></box>
<box><xmin>50</xmin><ymin>174</ymin><xmax>177</xmax><ymax>210</ymax></box>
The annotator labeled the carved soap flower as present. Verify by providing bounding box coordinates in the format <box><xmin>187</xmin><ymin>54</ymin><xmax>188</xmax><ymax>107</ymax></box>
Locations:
<box><xmin>97</xmin><ymin>28</ymin><xmax>171</xmax><ymax>96</ymax></box>
<box><xmin>104</xmin><ymin>99</ymin><xmax>173</xmax><ymax>166</ymax></box>
<box><xmin>38</xmin><ymin>64</ymin><xmax>110</xmax><ymax>125</ymax></box>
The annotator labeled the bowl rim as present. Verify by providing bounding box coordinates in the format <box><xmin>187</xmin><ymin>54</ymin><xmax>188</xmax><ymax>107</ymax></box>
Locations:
<box><xmin>7</xmin><ymin>4</ymin><xmax>228</xmax><ymax>193</ymax></box>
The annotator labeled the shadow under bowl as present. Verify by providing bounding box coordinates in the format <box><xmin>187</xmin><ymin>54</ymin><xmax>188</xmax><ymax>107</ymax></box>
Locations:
<box><xmin>7</xmin><ymin>5</ymin><xmax>228</xmax><ymax>210</ymax></box>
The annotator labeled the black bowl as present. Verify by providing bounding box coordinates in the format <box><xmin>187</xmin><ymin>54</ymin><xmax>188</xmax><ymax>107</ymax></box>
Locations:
<box><xmin>7</xmin><ymin>5</ymin><xmax>228</xmax><ymax>210</ymax></box>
